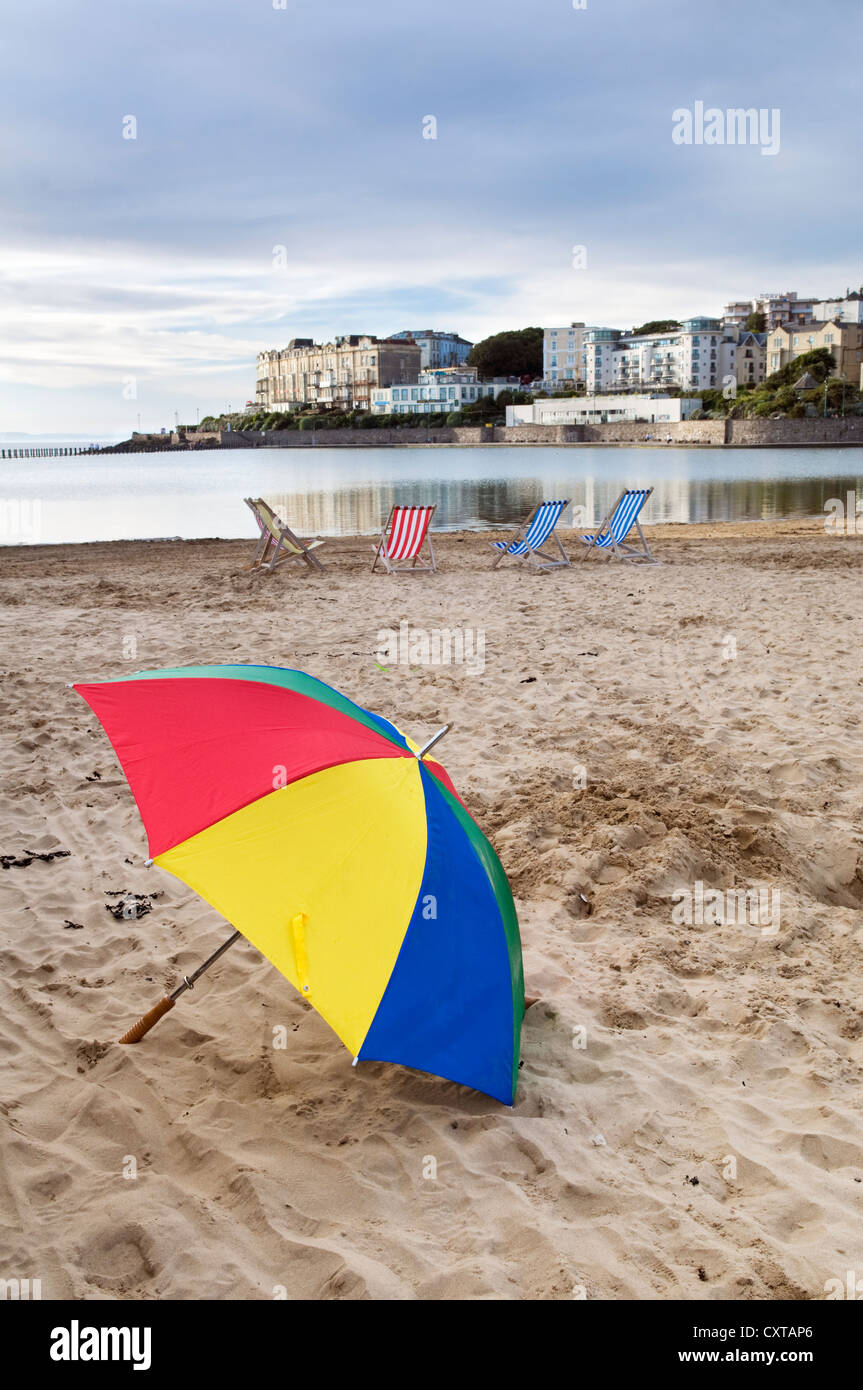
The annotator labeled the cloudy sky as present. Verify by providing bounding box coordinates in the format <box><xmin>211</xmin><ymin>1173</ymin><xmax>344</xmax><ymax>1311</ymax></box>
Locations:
<box><xmin>2</xmin><ymin>0</ymin><xmax>861</xmax><ymax>432</ymax></box>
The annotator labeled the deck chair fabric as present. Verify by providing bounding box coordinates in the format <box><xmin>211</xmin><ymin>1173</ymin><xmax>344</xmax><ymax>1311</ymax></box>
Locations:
<box><xmin>371</xmin><ymin>504</ymin><xmax>437</xmax><ymax>574</ymax></box>
<box><xmin>579</xmin><ymin>487</ymin><xmax>657</xmax><ymax>563</ymax></box>
<box><xmin>244</xmin><ymin>497</ymin><xmax>325</xmax><ymax>573</ymax></box>
<box><xmin>492</xmin><ymin>499</ymin><xmax>570</xmax><ymax>570</ymax></box>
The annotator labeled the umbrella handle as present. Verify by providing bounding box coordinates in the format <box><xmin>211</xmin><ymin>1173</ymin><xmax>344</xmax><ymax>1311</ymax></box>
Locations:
<box><xmin>116</xmin><ymin>930</ymin><xmax>241</xmax><ymax>1045</ymax></box>
<box><xmin>118</xmin><ymin>996</ymin><xmax>175</xmax><ymax>1044</ymax></box>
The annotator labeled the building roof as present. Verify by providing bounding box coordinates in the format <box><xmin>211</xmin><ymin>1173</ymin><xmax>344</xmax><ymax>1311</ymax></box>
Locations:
<box><xmin>793</xmin><ymin>372</ymin><xmax>820</xmax><ymax>391</ymax></box>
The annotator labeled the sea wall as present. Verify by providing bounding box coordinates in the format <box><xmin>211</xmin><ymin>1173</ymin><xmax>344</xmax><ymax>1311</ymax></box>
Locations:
<box><xmin>581</xmin><ymin>420</ymin><xmax>725</xmax><ymax>445</ymax></box>
<box><xmin>213</xmin><ymin>426</ymin><xmax>497</xmax><ymax>447</ymax></box>
<box><xmin>724</xmin><ymin>417</ymin><xmax>863</xmax><ymax>446</ymax></box>
<box><xmin>177</xmin><ymin>417</ymin><xmax>863</xmax><ymax>450</ymax></box>
<box><xmin>498</xmin><ymin>424</ymin><xmax>583</xmax><ymax>444</ymax></box>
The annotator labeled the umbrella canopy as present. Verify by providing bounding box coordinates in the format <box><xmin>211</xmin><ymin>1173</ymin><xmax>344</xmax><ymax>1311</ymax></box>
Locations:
<box><xmin>73</xmin><ymin>664</ymin><xmax>524</xmax><ymax>1103</ymax></box>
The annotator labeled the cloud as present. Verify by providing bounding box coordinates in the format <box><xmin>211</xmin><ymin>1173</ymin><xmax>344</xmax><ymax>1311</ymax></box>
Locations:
<box><xmin>1</xmin><ymin>0</ymin><xmax>861</xmax><ymax>429</ymax></box>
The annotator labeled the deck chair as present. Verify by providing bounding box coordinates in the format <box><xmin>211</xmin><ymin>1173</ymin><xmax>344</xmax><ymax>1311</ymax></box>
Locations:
<box><xmin>371</xmin><ymin>504</ymin><xmax>437</xmax><ymax>574</ymax></box>
<box><xmin>244</xmin><ymin>497</ymin><xmax>325</xmax><ymax>573</ymax></box>
<box><xmin>578</xmin><ymin>487</ymin><xmax>657</xmax><ymax>564</ymax></box>
<box><xmin>491</xmin><ymin>499</ymin><xmax>570</xmax><ymax>570</ymax></box>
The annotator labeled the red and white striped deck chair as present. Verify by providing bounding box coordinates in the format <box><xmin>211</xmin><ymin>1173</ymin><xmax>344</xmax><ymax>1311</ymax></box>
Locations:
<box><xmin>371</xmin><ymin>504</ymin><xmax>437</xmax><ymax>575</ymax></box>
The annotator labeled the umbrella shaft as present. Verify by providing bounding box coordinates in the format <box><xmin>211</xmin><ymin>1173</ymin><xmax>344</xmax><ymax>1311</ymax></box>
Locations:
<box><xmin>419</xmin><ymin>723</ymin><xmax>451</xmax><ymax>759</ymax></box>
<box><xmin>170</xmin><ymin>929</ymin><xmax>242</xmax><ymax>1000</ymax></box>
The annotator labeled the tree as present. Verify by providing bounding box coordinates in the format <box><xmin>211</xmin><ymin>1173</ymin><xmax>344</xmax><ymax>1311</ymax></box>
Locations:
<box><xmin>630</xmin><ymin>319</ymin><xmax>681</xmax><ymax>337</ymax></box>
<box><xmin>744</xmin><ymin>311</ymin><xmax>766</xmax><ymax>332</ymax></box>
<box><xmin>467</xmin><ymin>328</ymin><xmax>543</xmax><ymax>379</ymax></box>
<box><xmin>765</xmin><ymin>346</ymin><xmax>833</xmax><ymax>391</ymax></box>
<box><xmin>461</xmin><ymin>393</ymin><xmax>503</xmax><ymax>421</ymax></box>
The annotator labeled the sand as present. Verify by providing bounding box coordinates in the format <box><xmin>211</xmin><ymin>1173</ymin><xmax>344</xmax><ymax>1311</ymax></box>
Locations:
<box><xmin>1</xmin><ymin>517</ymin><xmax>862</xmax><ymax>1301</ymax></box>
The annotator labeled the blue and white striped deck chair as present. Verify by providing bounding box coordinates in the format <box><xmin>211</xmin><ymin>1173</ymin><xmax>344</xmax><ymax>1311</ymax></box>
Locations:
<box><xmin>491</xmin><ymin>499</ymin><xmax>570</xmax><ymax>570</ymax></box>
<box><xmin>579</xmin><ymin>487</ymin><xmax>657</xmax><ymax>564</ymax></box>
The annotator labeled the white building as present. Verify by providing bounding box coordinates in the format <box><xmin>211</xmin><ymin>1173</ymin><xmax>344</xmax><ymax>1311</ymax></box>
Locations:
<box><xmin>723</xmin><ymin>291</ymin><xmax>819</xmax><ymax>331</ymax></box>
<box><xmin>543</xmin><ymin>323</ymin><xmax>586</xmax><ymax>386</ymax></box>
<box><xmin>722</xmin><ymin>301</ymin><xmax>752</xmax><ymax>330</ymax></box>
<box><xmin>756</xmin><ymin>291</ymin><xmax>818</xmax><ymax>329</ymax></box>
<box><xmin>506</xmin><ymin>394</ymin><xmax>702</xmax><ymax>427</ymax></box>
<box><xmin>811</xmin><ymin>292</ymin><xmax>863</xmax><ymax>325</ymax></box>
<box><xmin>371</xmin><ymin>369</ymin><xmax>500</xmax><ymax>415</ymax></box>
<box><xmin>387</xmin><ymin>330</ymin><xmax>473</xmax><ymax>369</ymax></box>
<box><xmin>579</xmin><ymin>318</ymin><xmax>736</xmax><ymax>394</ymax></box>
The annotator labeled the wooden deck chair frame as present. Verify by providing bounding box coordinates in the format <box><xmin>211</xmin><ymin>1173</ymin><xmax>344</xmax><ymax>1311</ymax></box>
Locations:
<box><xmin>492</xmin><ymin>501</ymin><xmax>571</xmax><ymax>571</ymax></box>
<box><xmin>244</xmin><ymin>497</ymin><xmax>326</xmax><ymax>573</ymax></box>
<box><xmin>579</xmin><ymin>487</ymin><xmax>658</xmax><ymax>564</ymax></box>
<box><xmin>371</xmin><ymin>504</ymin><xmax>437</xmax><ymax>575</ymax></box>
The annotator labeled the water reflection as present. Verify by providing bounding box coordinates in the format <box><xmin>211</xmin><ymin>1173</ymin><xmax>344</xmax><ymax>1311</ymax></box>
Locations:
<box><xmin>1</xmin><ymin>445</ymin><xmax>861</xmax><ymax>543</ymax></box>
<box><xmin>261</xmin><ymin>460</ymin><xmax>863</xmax><ymax>536</ymax></box>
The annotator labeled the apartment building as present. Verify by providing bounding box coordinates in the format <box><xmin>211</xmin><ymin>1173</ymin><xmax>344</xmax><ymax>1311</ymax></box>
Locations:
<box><xmin>766</xmin><ymin>320</ymin><xmax>863</xmax><ymax>381</ymax></box>
<box><xmin>722</xmin><ymin>291</ymin><xmax>819</xmax><ymax>331</ymax></box>
<box><xmin>371</xmin><ymin>368</ymin><xmax>503</xmax><ymax>414</ymax></box>
<box><xmin>580</xmin><ymin>318</ymin><xmax>736</xmax><ymax>394</ymax></box>
<box><xmin>760</xmin><ymin>292</ymin><xmax>818</xmax><ymax>330</ymax></box>
<box><xmin>734</xmin><ymin>330</ymin><xmax>767</xmax><ymax>388</ymax></box>
<box><xmin>811</xmin><ymin>291</ymin><xmax>863</xmax><ymax>325</ymax></box>
<box><xmin>722</xmin><ymin>301</ymin><xmax>752</xmax><ymax>330</ymax></box>
<box><xmin>388</xmin><ymin>330</ymin><xmax>472</xmax><ymax>369</ymax></box>
<box><xmin>543</xmin><ymin>323</ymin><xmax>586</xmax><ymax>386</ymax></box>
<box><xmin>256</xmin><ymin>335</ymin><xmax>422</xmax><ymax>411</ymax></box>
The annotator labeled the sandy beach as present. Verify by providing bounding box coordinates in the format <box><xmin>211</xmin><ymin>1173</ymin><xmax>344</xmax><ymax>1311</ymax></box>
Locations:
<box><xmin>1</xmin><ymin>517</ymin><xmax>862</xmax><ymax>1301</ymax></box>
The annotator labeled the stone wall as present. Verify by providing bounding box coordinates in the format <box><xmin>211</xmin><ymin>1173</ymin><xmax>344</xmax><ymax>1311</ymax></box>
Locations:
<box><xmin>176</xmin><ymin>417</ymin><xmax>863</xmax><ymax>450</ymax></box>
<box><xmin>216</xmin><ymin>426</ymin><xmax>496</xmax><ymax>447</ymax></box>
<box><xmin>725</xmin><ymin>417</ymin><xmax>863</xmax><ymax>446</ymax></box>
<box><xmin>497</xmin><ymin>424</ymin><xmax>583</xmax><ymax>444</ymax></box>
<box><xmin>581</xmin><ymin>420</ymin><xmax>726</xmax><ymax>445</ymax></box>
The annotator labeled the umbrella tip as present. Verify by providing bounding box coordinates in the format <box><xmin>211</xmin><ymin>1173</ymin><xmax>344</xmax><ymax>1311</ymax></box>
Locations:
<box><xmin>144</xmin><ymin>858</ymin><xmax>153</xmax><ymax>867</ymax></box>
<box><xmin>352</xmin><ymin>1057</ymin><xmax>358</xmax><ymax>1067</ymax></box>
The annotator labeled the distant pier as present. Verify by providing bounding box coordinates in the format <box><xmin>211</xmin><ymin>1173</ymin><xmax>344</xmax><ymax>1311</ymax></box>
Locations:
<box><xmin>0</xmin><ymin>446</ymin><xmax>93</xmax><ymax>458</ymax></box>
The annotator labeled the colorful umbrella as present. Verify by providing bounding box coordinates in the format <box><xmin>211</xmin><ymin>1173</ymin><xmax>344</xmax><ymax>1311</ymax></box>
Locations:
<box><xmin>73</xmin><ymin>664</ymin><xmax>525</xmax><ymax>1104</ymax></box>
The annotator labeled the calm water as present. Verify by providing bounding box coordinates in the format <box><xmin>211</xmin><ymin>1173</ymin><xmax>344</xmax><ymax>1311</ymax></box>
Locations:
<box><xmin>1</xmin><ymin>444</ymin><xmax>861</xmax><ymax>544</ymax></box>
